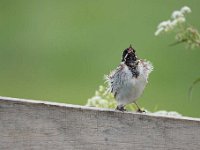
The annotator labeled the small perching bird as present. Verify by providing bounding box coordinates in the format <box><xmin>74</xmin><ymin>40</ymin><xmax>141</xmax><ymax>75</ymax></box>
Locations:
<box><xmin>105</xmin><ymin>45</ymin><xmax>153</xmax><ymax>112</ymax></box>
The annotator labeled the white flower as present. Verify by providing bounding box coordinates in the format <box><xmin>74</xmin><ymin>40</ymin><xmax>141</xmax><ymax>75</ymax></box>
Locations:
<box><xmin>171</xmin><ymin>10</ymin><xmax>183</xmax><ymax>19</ymax></box>
<box><xmin>155</xmin><ymin>20</ymin><xmax>175</xmax><ymax>35</ymax></box>
<box><xmin>164</xmin><ymin>26</ymin><xmax>171</xmax><ymax>32</ymax></box>
<box><xmin>157</xmin><ymin>20</ymin><xmax>171</xmax><ymax>29</ymax></box>
<box><xmin>171</xmin><ymin>17</ymin><xmax>185</xmax><ymax>27</ymax></box>
<box><xmin>155</xmin><ymin>27</ymin><xmax>164</xmax><ymax>36</ymax></box>
<box><xmin>98</xmin><ymin>99</ymin><xmax>109</xmax><ymax>107</ymax></box>
<box><xmin>86</xmin><ymin>96</ymin><xmax>101</xmax><ymax>106</ymax></box>
<box><xmin>99</xmin><ymin>85</ymin><xmax>104</xmax><ymax>92</ymax></box>
<box><xmin>181</xmin><ymin>6</ymin><xmax>191</xmax><ymax>14</ymax></box>
<box><xmin>153</xmin><ymin>110</ymin><xmax>182</xmax><ymax>117</ymax></box>
<box><xmin>170</xmin><ymin>20</ymin><xmax>178</xmax><ymax>27</ymax></box>
<box><xmin>177</xmin><ymin>17</ymin><xmax>186</xmax><ymax>23</ymax></box>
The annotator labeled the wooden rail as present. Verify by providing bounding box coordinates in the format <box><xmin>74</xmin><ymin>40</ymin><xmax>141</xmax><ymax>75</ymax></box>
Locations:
<box><xmin>0</xmin><ymin>96</ymin><xmax>200</xmax><ymax>150</ymax></box>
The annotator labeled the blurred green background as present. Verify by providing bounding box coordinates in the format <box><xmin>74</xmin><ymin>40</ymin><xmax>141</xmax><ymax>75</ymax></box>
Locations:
<box><xmin>0</xmin><ymin>0</ymin><xmax>199</xmax><ymax>117</ymax></box>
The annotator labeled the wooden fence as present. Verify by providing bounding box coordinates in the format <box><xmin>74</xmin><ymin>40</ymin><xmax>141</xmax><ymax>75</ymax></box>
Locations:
<box><xmin>0</xmin><ymin>96</ymin><xmax>200</xmax><ymax>150</ymax></box>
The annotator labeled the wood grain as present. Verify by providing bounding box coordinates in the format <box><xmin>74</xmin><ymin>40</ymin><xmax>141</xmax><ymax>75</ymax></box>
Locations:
<box><xmin>0</xmin><ymin>96</ymin><xmax>200</xmax><ymax>150</ymax></box>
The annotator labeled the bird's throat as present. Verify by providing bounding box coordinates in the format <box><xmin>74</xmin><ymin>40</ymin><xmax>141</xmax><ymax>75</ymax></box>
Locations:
<box><xmin>128</xmin><ymin>64</ymin><xmax>139</xmax><ymax>78</ymax></box>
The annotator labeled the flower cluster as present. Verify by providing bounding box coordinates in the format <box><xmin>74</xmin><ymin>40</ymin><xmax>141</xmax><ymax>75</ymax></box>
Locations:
<box><xmin>86</xmin><ymin>85</ymin><xmax>116</xmax><ymax>108</ymax></box>
<box><xmin>155</xmin><ymin>6</ymin><xmax>200</xmax><ymax>49</ymax></box>
<box><xmin>86</xmin><ymin>86</ymin><xmax>183</xmax><ymax>116</ymax></box>
<box><xmin>155</xmin><ymin>6</ymin><xmax>191</xmax><ymax>36</ymax></box>
<box><xmin>175</xmin><ymin>27</ymin><xmax>200</xmax><ymax>48</ymax></box>
<box><xmin>85</xmin><ymin>85</ymin><xmax>136</xmax><ymax>111</ymax></box>
<box><xmin>153</xmin><ymin>110</ymin><xmax>182</xmax><ymax>117</ymax></box>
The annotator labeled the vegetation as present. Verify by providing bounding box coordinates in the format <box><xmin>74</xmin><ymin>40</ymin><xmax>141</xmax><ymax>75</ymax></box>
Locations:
<box><xmin>155</xmin><ymin>6</ymin><xmax>200</xmax><ymax>100</ymax></box>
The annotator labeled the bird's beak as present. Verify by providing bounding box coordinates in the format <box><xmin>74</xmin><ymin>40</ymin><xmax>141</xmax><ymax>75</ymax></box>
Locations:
<box><xmin>128</xmin><ymin>44</ymin><xmax>136</xmax><ymax>53</ymax></box>
<box><xmin>128</xmin><ymin>48</ymin><xmax>133</xmax><ymax>53</ymax></box>
<box><xmin>128</xmin><ymin>45</ymin><xmax>133</xmax><ymax>53</ymax></box>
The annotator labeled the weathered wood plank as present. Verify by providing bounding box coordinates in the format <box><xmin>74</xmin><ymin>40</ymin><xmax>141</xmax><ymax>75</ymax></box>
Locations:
<box><xmin>0</xmin><ymin>96</ymin><xmax>200</xmax><ymax>150</ymax></box>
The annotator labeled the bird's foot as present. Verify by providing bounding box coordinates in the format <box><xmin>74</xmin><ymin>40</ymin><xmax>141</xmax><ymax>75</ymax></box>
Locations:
<box><xmin>116</xmin><ymin>105</ymin><xmax>126</xmax><ymax>112</ymax></box>
<box><xmin>137</xmin><ymin>109</ymin><xmax>145</xmax><ymax>113</ymax></box>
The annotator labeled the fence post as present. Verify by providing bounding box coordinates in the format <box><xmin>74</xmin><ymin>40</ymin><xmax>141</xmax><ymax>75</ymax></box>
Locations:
<box><xmin>0</xmin><ymin>96</ymin><xmax>200</xmax><ymax>150</ymax></box>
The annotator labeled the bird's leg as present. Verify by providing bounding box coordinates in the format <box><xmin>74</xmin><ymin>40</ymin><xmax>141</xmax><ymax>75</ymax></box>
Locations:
<box><xmin>134</xmin><ymin>102</ymin><xmax>145</xmax><ymax>113</ymax></box>
<box><xmin>115</xmin><ymin>105</ymin><xmax>126</xmax><ymax>112</ymax></box>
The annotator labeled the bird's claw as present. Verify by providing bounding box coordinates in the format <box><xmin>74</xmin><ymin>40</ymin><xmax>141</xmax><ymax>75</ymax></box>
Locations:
<box><xmin>137</xmin><ymin>109</ymin><xmax>145</xmax><ymax>113</ymax></box>
<box><xmin>116</xmin><ymin>106</ymin><xmax>126</xmax><ymax>112</ymax></box>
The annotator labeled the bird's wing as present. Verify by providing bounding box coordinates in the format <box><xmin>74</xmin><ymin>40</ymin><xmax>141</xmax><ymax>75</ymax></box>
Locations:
<box><xmin>138</xmin><ymin>59</ymin><xmax>153</xmax><ymax>80</ymax></box>
<box><xmin>105</xmin><ymin>63</ymin><xmax>125</xmax><ymax>97</ymax></box>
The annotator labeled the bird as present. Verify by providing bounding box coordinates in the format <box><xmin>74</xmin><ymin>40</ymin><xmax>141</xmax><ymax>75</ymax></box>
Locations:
<box><xmin>105</xmin><ymin>45</ymin><xmax>153</xmax><ymax>112</ymax></box>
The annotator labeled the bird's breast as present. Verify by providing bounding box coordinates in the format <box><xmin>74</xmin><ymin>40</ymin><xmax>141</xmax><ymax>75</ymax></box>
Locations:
<box><xmin>115</xmin><ymin>65</ymin><xmax>147</xmax><ymax>103</ymax></box>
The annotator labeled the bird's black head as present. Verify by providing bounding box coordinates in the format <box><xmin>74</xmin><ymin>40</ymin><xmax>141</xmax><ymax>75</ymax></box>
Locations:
<box><xmin>121</xmin><ymin>45</ymin><xmax>138</xmax><ymax>66</ymax></box>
